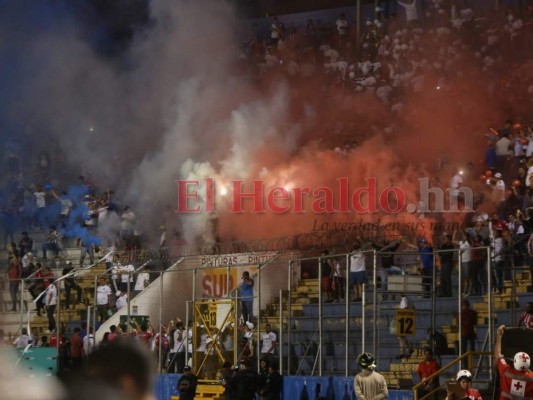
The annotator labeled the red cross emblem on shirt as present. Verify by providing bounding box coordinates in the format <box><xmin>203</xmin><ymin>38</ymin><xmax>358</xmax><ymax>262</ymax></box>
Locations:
<box><xmin>514</xmin><ymin>381</ymin><xmax>524</xmax><ymax>391</ymax></box>
<box><xmin>521</xmin><ymin>354</ymin><xmax>530</xmax><ymax>362</ymax></box>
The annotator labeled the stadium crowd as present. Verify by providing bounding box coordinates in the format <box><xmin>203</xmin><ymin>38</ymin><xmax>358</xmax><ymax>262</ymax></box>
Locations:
<box><xmin>1</xmin><ymin>1</ymin><xmax>533</xmax><ymax>399</ymax></box>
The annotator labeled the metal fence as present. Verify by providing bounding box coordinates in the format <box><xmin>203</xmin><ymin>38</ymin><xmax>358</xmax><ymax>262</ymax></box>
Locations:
<box><xmin>3</xmin><ymin>239</ymin><xmax>532</xmax><ymax>384</ymax></box>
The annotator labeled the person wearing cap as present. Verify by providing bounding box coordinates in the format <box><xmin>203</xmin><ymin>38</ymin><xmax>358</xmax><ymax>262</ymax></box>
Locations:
<box><xmin>62</xmin><ymin>260</ymin><xmax>82</xmax><ymax>309</ymax></box>
<box><xmin>445</xmin><ymin>369</ymin><xmax>482</xmax><ymax>400</ymax></box>
<box><xmin>177</xmin><ymin>365</ymin><xmax>197</xmax><ymax>400</ymax></box>
<box><xmin>354</xmin><ymin>352</ymin><xmax>388</xmax><ymax>400</ymax></box>
<box><xmin>495</xmin><ymin>325</ymin><xmax>533</xmax><ymax>400</ymax></box>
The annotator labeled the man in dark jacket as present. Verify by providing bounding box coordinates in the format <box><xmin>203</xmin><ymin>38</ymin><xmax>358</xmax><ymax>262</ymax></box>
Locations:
<box><xmin>260</xmin><ymin>363</ymin><xmax>282</xmax><ymax>400</ymax></box>
<box><xmin>177</xmin><ymin>366</ymin><xmax>198</xmax><ymax>400</ymax></box>
<box><xmin>232</xmin><ymin>359</ymin><xmax>258</xmax><ymax>400</ymax></box>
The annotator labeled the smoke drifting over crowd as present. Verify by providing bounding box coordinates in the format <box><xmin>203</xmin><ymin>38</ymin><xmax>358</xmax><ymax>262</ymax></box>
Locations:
<box><xmin>1</xmin><ymin>0</ymin><xmax>531</xmax><ymax>245</ymax></box>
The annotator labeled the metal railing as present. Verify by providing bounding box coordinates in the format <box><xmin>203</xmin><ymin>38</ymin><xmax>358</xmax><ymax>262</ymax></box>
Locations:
<box><xmin>413</xmin><ymin>351</ymin><xmax>493</xmax><ymax>400</ymax></box>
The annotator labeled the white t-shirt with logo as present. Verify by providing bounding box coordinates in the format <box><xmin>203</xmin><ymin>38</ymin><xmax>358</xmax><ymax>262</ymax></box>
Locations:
<box><xmin>96</xmin><ymin>284</ymin><xmax>113</xmax><ymax>305</ymax></box>
<box><xmin>261</xmin><ymin>331</ymin><xmax>276</xmax><ymax>354</ymax></box>
<box><xmin>120</xmin><ymin>264</ymin><xmax>135</xmax><ymax>283</ymax></box>
<box><xmin>350</xmin><ymin>251</ymin><xmax>366</xmax><ymax>272</ymax></box>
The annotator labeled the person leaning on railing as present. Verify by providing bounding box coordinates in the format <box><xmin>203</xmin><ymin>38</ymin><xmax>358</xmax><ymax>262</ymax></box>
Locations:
<box><xmin>417</xmin><ymin>347</ymin><xmax>440</xmax><ymax>400</ymax></box>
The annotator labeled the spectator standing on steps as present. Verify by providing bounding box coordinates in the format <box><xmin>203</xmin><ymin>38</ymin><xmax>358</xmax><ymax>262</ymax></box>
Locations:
<box><xmin>8</xmin><ymin>253</ymin><xmax>20</xmax><ymax>312</ymax></box>
<box><xmin>62</xmin><ymin>260</ymin><xmax>82</xmax><ymax>309</ymax></box>
<box><xmin>134</xmin><ymin>265</ymin><xmax>151</xmax><ymax>298</ymax></box>
<box><xmin>240</xmin><ymin>271</ymin><xmax>254</xmax><ymax>323</ymax></box>
<box><xmin>407</xmin><ymin>238</ymin><xmax>434</xmax><ymax>298</ymax></box>
<box><xmin>70</xmin><ymin>327</ymin><xmax>84</xmax><ymax>371</ymax></box>
<box><xmin>320</xmin><ymin>250</ymin><xmax>335</xmax><ymax>303</ymax></box>
<box><xmin>349</xmin><ymin>240</ymin><xmax>366</xmax><ymax>302</ymax></box>
<box><xmin>459</xmin><ymin>299</ymin><xmax>477</xmax><ymax>354</ymax></box>
<box><xmin>96</xmin><ymin>276</ymin><xmax>113</xmax><ymax>323</ymax></box>
<box><xmin>79</xmin><ymin>234</ymin><xmax>96</xmax><ymax>267</ymax></box>
<box><xmin>18</xmin><ymin>231</ymin><xmax>33</xmax><ymax>257</ymax></box>
<box><xmin>438</xmin><ymin>234</ymin><xmax>455</xmax><ymax>298</ymax></box>
<box><xmin>395</xmin><ymin>294</ymin><xmax>414</xmax><ymax>359</ymax></box>
<box><xmin>42</xmin><ymin>225</ymin><xmax>61</xmax><ymax>259</ymax></box>
<box><xmin>46</xmin><ymin>278</ymin><xmax>57</xmax><ymax>332</ymax></box>
<box><xmin>260</xmin><ymin>324</ymin><xmax>277</xmax><ymax>365</ymax></box>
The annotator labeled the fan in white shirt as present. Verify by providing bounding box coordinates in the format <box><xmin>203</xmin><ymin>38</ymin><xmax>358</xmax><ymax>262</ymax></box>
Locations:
<box><xmin>115</xmin><ymin>290</ymin><xmax>128</xmax><ymax>310</ymax></box>
<box><xmin>260</xmin><ymin>324</ymin><xmax>277</xmax><ymax>356</ymax></box>
<box><xmin>134</xmin><ymin>267</ymin><xmax>151</xmax><ymax>295</ymax></box>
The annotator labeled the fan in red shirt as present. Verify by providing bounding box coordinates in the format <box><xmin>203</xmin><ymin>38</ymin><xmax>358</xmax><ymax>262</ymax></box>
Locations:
<box><xmin>495</xmin><ymin>325</ymin><xmax>533</xmax><ymax>400</ymax></box>
<box><xmin>417</xmin><ymin>347</ymin><xmax>441</xmax><ymax>400</ymax></box>
<box><xmin>518</xmin><ymin>303</ymin><xmax>533</xmax><ymax>329</ymax></box>
<box><xmin>133</xmin><ymin>320</ymin><xmax>153</xmax><ymax>346</ymax></box>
